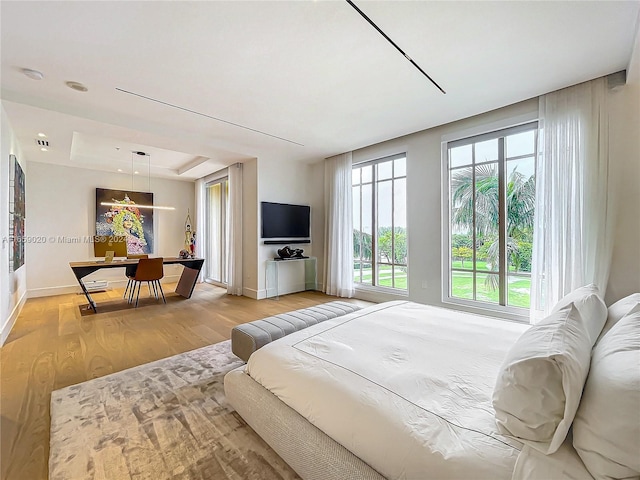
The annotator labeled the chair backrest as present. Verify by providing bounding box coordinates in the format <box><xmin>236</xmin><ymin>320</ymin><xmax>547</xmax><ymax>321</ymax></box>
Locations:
<box><xmin>127</xmin><ymin>254</ymin><xmax>149</xmax><ymax>259</ymax></box>
<box><xmin>134</xmin><ymin>257</ymin><xmax>164</xmax><ymax>281</ymax></box>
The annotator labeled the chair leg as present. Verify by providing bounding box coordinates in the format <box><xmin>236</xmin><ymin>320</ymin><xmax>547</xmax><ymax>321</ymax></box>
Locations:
<box><xmin>128</xmin><ymin>281</ymin><xmax>136</xmax><ymax>304</ymax></box>
<box><xmin>152</xmin><ymin>280</ymin><xmax>158</xmax><ymax>299</ymax></box>
<box><xmin>147</xmin><ymin>282</ymin><xmax>152</xmax><ymax>297</ymax></box>
<box><xmin>135</xmin><ymin>282</ymin><xmax>142</xmax><ymax>307</ymax></box>
<box><xmin>157</xmin><ymin>280</ymin><xmax>166</xmax><ymax>304</ymax></box>
<box><xmin>124</xmin><ymin>279</ymin><xmax>131</xmax><ymax>298</ymax></box>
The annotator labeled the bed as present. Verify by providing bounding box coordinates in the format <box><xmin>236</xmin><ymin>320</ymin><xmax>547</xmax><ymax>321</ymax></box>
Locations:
<box><xmin>224</xmin><ymin>295</ymin><xmax>639</xmax><ymax>480</ymax></box>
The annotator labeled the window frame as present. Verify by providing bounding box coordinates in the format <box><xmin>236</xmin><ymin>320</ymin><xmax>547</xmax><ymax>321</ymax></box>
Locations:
<box><xmin>352</xmin><ymin>153</ymin><xmax>408</xmax><ymax>294</ymax></box>
<box><xmin>441</xmin><ymin>121</ymin><xmax>538</xmax><ymax>319</ymax></box>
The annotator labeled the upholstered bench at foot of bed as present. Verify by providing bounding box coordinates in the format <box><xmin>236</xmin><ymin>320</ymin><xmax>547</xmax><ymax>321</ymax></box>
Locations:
<box><xmin>231</xmin><ymin>301</ymin><xmax>362</xmax><ymax>362</ymax></box>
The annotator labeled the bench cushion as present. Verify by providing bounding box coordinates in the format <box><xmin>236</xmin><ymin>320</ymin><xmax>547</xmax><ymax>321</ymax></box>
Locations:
<box><xmin>231</xmin><ymin>301</ymin><xmax>362</xmax><ymax>362</ymax></box>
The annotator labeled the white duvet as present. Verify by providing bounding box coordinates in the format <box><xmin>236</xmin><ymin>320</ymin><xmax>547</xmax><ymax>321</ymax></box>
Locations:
<box><xmin>247</xmin><ymin>301</ymin><xmax>529</xmax><ymax>480</ymax></box>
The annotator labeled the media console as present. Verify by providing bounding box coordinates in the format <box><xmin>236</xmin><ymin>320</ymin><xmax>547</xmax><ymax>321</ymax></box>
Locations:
<box><xmin>265</xmin><ymin>256</ymin><xmax>317</xmax><ymax>299</ymax></box>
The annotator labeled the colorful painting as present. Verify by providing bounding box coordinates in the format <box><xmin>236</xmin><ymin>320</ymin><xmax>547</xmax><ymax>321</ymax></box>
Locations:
<box><xmin>9</xmin><ymin>155</ymin><xmax>25</xmax><ymax>272</ymax></box>
<box><xmin>96</xmin><ymin>188</ymin><xmax>154</xmax><ymax>255</ymax></box>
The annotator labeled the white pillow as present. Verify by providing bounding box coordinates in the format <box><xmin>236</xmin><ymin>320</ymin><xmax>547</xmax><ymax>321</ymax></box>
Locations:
<box><xmin>493</xmin><ymin>304</ymin><xmax>601</xmax><ymax>455</ymax></box>
<box><xmin>573</xmin><ymin>311</ymin><xmax>640</xmax><ymax>479</ymax></box>
<box><xmin>551</xmin><ymin>284</ymin><xmax>607</xmax><ymax>344</ymax></box>
<box><xmin>599</xmin><ymin>292</ymin><xmax>640</xmax><ymax>340</ymax></box>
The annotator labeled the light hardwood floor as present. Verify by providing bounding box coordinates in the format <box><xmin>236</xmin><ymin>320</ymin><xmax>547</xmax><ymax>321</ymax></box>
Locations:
<box><xmin>0</xmin><ymin>283</ymin><xmax>370</xmax><ymax>480</ymax></box>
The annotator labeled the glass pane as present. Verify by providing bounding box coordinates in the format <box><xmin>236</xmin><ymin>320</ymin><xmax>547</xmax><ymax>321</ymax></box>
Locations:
<box><xmin>394</xmin><ymin>178</ymin><xmax>407</xmax><ymax>268</ymax></box>
<box><xmin>352</xmin><ymin>168</ymin><xmax>360</xmax><ymax>186</ymax></box>
<box><xmin>362</xmin><ymin>184</ymin><xmax>372</xmax><ymax>236</ymax></box>
<box><xmin>394</xmin><ymin>157</ymin><xmax>406</xmax><ymax>177</ymax></box>
<box><xmin>476</xmin><ymin>273</ymin><xmax>499</xmax><ymax>304</ymax></box>
<box><xmin>450</xmin><ymin>144</ymin><xmax>472</xmax><ymax>168</ymax></box>
<box><xmin>206</xmin><ymin>183</ymin><xmax>222</xmax><ymax>282</ymax></box>
<box><xmin>508</xmin><ymin>275</ymin><xmax>531</xmax><ymax>308</ymax></box>
<box><xmin>377</xmin><ymin>181</ymin><xmax>392</xmax><ymax>263</ymax></box>
<box><xmin>352</xmin><ymin>185</ymin><xmax>361</xmax><ymax>228</ymax></box>
<box><xmin>353</xmin><ymin>260</ymin><xmax>361</xmax><ymax>284</ymax></box>
<box><xmin>362</xmin><ymin>165</ymin><xmax>372</xmax><ymax>183</ymax></box>
<box><xmin>360</xmin><ymin>262</ymin><xmax>372</xmax><ymax>285</ymax></box>
<box><xmin>377</xmin><ymin>263</ymin><xmax>392</xmax><ymax>288</ymax></box>
<box><xmin>475</xmin><ymin>139</ymin><xmax>498</xmax><ymax>163</ymax></box>
<box><xmin>506</xmin><ymin>130</ymin><xmax>535</xmax><ymax>158</ymax></box>
<box><xmin>393</xmin><ymin>265</ymin><xmax>407</xmax><ymax>290</ymax></box>
<box><xmin>450</xmin><ymin>166</ymin><xmax>473</xmax><ymax>271</ymax></box>
<box><xmin>474</xmin><ymin>163</ymin><xmax>498</xmax><ymax>272</ymax></box>
<box><xmin>451</xmin><ymin>230</ymin><xmax>472</xmax><ymax>270</ymax></box>
<box><xmin>506</xmin><ymin>157</ymin><xmax>535</xmax><ymax>274</ymax></box>
<box><xmin>377</xmin><ymin>160</ymin><xmax>393</xmax><ymax>180</ymax></box>
<box><xmin>451</xmin><ymin>271</ymin><xmax>474</xmax><ymax>299</ymax></box>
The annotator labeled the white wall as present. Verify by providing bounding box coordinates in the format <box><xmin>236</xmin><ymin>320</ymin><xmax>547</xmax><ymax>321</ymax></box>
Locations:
<box><xmin>606</xmin><ymin>27</ymin><xmax>640</xmax><ymax>303</ymax></box>
<box><xmin>253</xmin><ymin>158</ymin><xmax>324</xmax><ymax>298</ymax></box>
<box><xmin>1</xmin><ymin>104</ymin><xmax>28</xmax><ymax>344</ymax></box>
<box><xmin>25</xmin><ymin>162</ymin><xmax>195</xmax><ymax>297</ymax></box>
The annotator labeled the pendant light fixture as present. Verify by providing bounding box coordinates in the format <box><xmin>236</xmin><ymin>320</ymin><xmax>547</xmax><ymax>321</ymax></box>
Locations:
<box><xmin>101</xmin><ymin>151</ymin><xmax>175</xmax><ymax>211</ymax></box>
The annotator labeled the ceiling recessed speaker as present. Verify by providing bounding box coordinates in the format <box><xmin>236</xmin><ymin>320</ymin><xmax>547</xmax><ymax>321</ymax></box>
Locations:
<box><xmin>66</xmin><ymin>81</ymin><xmax>88</xmax><ymax>92</ymax></box>
<box><xmin>22</xmin><ymin>68</ymin><xmax>44</xmax><ymax>80</ymax></box>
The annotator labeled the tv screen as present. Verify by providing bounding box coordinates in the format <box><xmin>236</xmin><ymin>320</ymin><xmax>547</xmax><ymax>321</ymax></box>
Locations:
<box><xmin>261</xmin><ymin>202</ymin><xmax>310</xmax><ymax>239</ymax></box>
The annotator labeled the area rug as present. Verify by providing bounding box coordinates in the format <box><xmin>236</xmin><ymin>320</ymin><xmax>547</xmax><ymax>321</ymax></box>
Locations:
<box><xmin>49</xmin><ymin>340</ymin><xmax>299</xmax><ymax>480</ymax></box>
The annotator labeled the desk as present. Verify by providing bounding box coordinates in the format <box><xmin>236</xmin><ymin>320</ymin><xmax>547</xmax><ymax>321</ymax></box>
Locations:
<box><xmin>69</xmin><ymin>257</ymin><xmax>204</xmax><ymax>312</ymax></box>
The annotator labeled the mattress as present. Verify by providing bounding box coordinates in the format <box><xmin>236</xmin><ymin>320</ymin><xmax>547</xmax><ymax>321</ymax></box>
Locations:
<box><xmin>246</xmin><ymin>300</ymin><xmax>529</xmax><ymax>480</ymax></box>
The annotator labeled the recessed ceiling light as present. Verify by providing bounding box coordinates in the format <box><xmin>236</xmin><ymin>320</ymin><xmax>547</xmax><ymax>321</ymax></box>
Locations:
<box><xmin>37</xmin><ymin>132</ymin><xmax>47</xmax><ymax>138</ymax></box>
<box><xmin>22</xmin><ymin>68</ymin><xmax>44</xmax><ymax>80</ymax></box>
<box><xmin>40</xmin><ymin>147</ymin><xmax>48</xmax><ymax>152</ymax></box>
<box><xmin>134</xmin><ymin>171</ymin><xmax>139</xmax><ymax>174</ymax></box>
<box><xmin>117</xmin><ymin>169</ymin><xmax>123</xmax><ymax>172</ymax></box>
<box><xmin>66</xmin><ymin>81</ymin><xmax>88</xmax><ymax>92</ymax></box>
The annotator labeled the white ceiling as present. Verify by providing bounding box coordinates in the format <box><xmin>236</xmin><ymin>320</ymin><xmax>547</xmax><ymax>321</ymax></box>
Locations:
<box><xmin>1</xmin><ymin>1</ymin><xmax>639</xmax><ymax>180</ymax></box>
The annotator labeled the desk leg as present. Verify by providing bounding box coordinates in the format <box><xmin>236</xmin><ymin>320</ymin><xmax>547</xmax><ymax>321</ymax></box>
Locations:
<box><xmin>175</xmin><ymin>267</ymin><xmax>200</xmax><ymax>298</ymax></box>
<box><xmin>77</xmin><ymin>277</ymin><xmax>97</xmax><ymax>313</ymax></box>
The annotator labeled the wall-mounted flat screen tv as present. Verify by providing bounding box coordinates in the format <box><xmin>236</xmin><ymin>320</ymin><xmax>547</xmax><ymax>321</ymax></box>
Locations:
<box><xmin>261</xmin><ymin>202</ymin><xmax>310</xmax><ymax>241</ymax></box>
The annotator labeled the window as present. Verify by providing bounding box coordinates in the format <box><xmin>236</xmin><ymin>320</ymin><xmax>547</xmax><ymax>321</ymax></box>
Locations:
<box><xmin>445</xmin><ymin>122</ymin><xmax>537</xmax><ymax>311</ymax></box>
<box><xmin>205</xmin><ymin>177</ymin><xmax>229</xmax><ymax>285</ymax></box>
<box><xmin>353</xmin><ymin>154</ymin><xmax>407</xmax><ymax>291</ymax></box>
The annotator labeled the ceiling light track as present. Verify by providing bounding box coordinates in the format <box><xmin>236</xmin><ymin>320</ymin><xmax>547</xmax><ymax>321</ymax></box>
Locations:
<box><xmin>345</xmin><ymin>0</ymin><xmax>446</xmax><ymax>95</ymax></box>
<box><xmin>115</xmin><ymin>88</ymin><xmax>304</xmax><ymax>146</ymax></box>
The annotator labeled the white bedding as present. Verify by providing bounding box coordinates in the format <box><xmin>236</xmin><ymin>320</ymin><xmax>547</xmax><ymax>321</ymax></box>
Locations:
<box><xmin>246</xmin><ymin>301</ymin><xmax>529</xmax><ymax>479</ymax></box>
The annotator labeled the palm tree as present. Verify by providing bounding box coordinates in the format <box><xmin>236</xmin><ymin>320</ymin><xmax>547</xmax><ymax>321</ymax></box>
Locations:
<box><xmin>451</xmin><ymin>165</ymin><xmax>535</xmax><ymax>290</ymax></box>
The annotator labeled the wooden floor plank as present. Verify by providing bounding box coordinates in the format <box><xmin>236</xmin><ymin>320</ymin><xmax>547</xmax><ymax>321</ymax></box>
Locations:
<box><xmin>0</xmin><ymin>283</ymin><xmax>371</xmax><ymax>480</ymax></box>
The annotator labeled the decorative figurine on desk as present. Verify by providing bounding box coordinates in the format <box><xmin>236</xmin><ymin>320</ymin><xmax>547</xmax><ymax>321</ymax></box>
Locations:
<box><xmin>277</xmin><ymin>246</ymin><xmax>306</xmax><ymax>259</ymax></box>
<box><xmin>179</xmin><ymin>249</ymin><xmax>190</xmax><ymax>259</ymax></box>
<box><xmin>184</xmin><ymin>210</ymin><xmax>196</xmax><ymax>258</ymax></box>
<box><xmin>190</xmin><ymin>232</ymin><xmax>196</xmax><ymax>258</ymax></box>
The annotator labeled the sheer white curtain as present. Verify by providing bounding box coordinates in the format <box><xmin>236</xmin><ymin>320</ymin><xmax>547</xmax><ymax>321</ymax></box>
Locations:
<box><xmin>226</xmin><ymin>163</ymin><xmax>243</xmax><ymax>296</ymax></box>
<box><xmin>324</xmin><ymin>152</ymin><xmax>354</xmax><ymax>298</ymax></box>
<box><xmin>530</xmin><ymin>78</ymin><xmax>613</xmax><ymax>321</ymax></box>
<box><xmin>194</xmin><ymin>178</ymin><xmax>206</xmax><ymax>282</ymax></box>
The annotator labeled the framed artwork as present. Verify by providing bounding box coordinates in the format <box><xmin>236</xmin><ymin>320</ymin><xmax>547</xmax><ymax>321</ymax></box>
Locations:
<box><xmin>9</xmin><ymin>154</ymin><xmax>25</xmax><ymax>272</ymax></box>
<box><xmin>95</xmin><ymin>188</ymin><xmax>154</xmax><ymax>255</ymax></box>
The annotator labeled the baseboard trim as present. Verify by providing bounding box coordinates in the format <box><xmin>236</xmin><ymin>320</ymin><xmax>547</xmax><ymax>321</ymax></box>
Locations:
<box><xmin>27</xmin><ymin>275</ymin><xmax>182</xmax><ymax>299</ymax></box>
<box><xmin>1</xmin><ymin>291</ymin><xmax>27</xmax><ymax>346</ymax></box>
<box><xmin>243</xmin><ymin>287</ymin><xmax>260</xmax><ymax>300</ymax></box>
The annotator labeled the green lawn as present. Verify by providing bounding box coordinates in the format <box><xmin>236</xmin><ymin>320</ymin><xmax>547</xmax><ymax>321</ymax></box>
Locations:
<box><xmin>451</xmin><ymin>271</ymin><xmax>531</xmax><ymax>308</ymax></box>
<box><xmin>355</xmin><ymin>265</ymin><xmax>407</xmax><ymax>290</ymax></box>
<box><xmin>354</xmin><ymin>264</ymin><xmax>530</xmax><ymax>308</ymax></box>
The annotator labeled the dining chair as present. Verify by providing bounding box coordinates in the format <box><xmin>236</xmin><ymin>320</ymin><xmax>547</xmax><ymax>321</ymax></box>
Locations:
<box><xmin>128</xmin><ymin>257</ymin><xmax>165</xmax><ymax>307</ymax></box>
<box><xmin>123</xmin><ymin>254</ymin><xmax>148</xmax><ymax>299</ymax></box>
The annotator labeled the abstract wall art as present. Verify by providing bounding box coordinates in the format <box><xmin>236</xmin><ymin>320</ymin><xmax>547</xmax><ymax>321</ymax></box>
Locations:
<box><xmin>95</xmin><ymin>188</ymin><xmax>154</xmax><ymax>255</ymax></box>
<box><xmin>9</xmin><ymin>154</ymin><xmax>25</xmax><ymax>272</ymax></box>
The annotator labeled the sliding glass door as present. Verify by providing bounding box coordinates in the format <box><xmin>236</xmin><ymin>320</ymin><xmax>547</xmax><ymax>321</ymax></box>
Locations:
<box><xmin>205</xmin><ymin>178</ymin><xmax>229</xmax><ymax>285</ymax></box>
